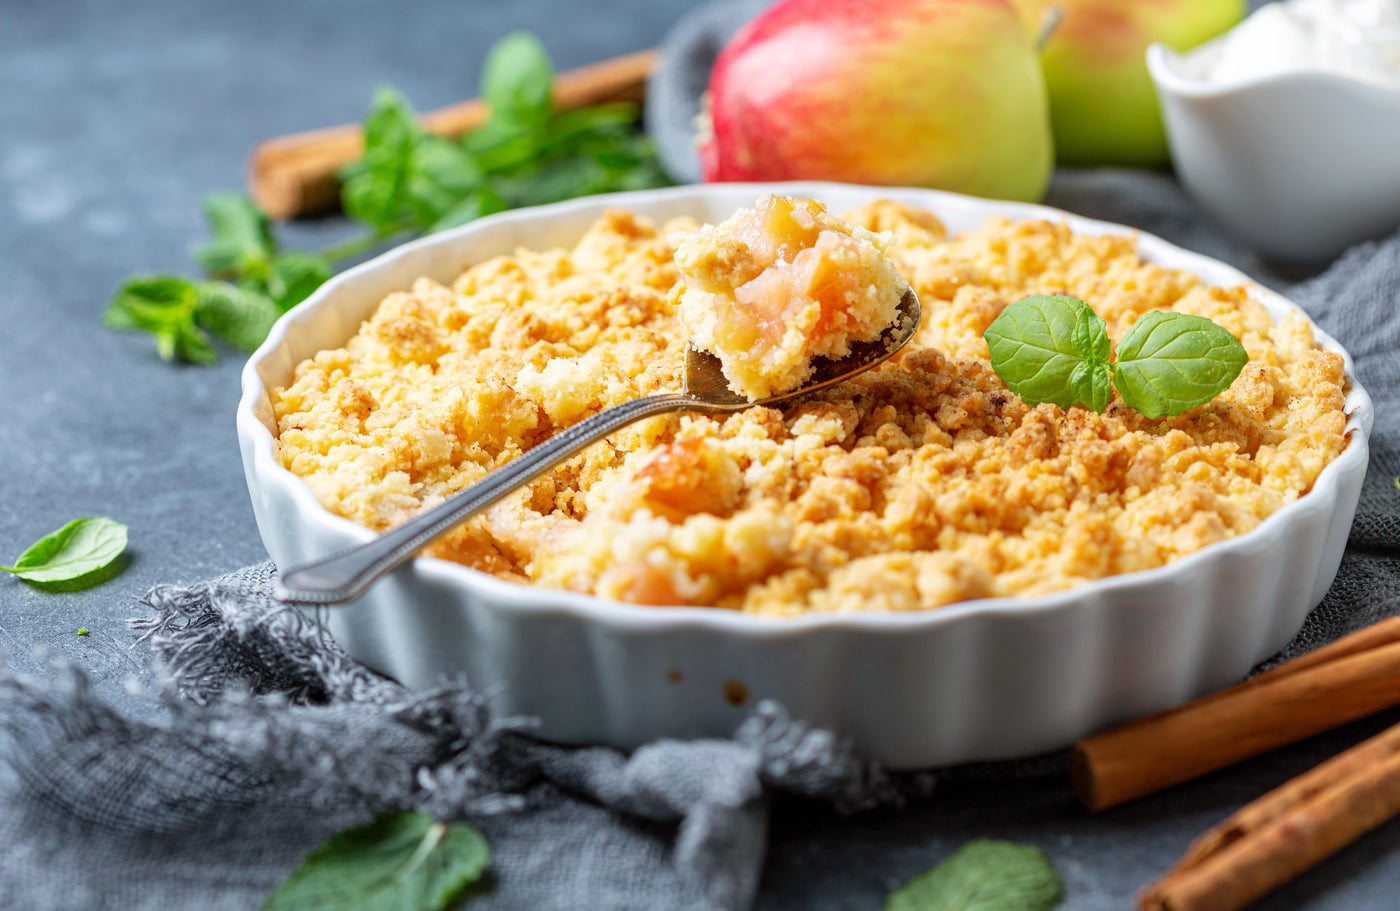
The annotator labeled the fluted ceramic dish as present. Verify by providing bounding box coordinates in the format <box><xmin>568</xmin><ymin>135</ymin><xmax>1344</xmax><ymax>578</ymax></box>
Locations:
<box><xmin>238</xmin><ymin>183</ymin><xmax>1372</xmax><ymax>769</ymax></box>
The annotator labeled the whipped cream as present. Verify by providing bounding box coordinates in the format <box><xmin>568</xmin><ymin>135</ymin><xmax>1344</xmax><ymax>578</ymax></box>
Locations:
<box><xmin>1193</xmin><ymin>0</ymin><xmax>1400</xmax><ymax>87</ymax></box>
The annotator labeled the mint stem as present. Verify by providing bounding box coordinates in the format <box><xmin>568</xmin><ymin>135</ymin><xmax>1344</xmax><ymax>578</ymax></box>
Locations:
<box><xmin>314</xmin><ymin>228</ymin><xmax>409</xmax><ymax>265</ymax></box>
<box><xmin>397</xmin><ymin>821</ymin><xmax>446</xmax><ymax>881</ymax></box>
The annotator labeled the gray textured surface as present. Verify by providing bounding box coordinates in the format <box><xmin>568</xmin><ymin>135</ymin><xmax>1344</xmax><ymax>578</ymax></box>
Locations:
<box><xmin>2</xmin><ymin>0</ymin><xmax>1399</xmax><ymax>909</ymax></box>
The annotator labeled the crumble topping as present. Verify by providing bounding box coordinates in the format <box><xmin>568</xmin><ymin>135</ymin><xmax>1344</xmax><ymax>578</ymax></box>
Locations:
<box><xmin>271</xmin><ymin>200</ymin><xmax>1350</xmax><ymax>615</ymax></box>
<box><xmin>675</xmin><ymin>194</ymin><xmax>908</xmax><ymax>400</ymax></box>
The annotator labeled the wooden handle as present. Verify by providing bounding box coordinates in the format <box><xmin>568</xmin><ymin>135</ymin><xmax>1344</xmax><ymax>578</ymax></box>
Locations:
<box><xmin>247</xmin><ymin>48</ymin><xmax>658</xmax><ymax>219</ymax></box>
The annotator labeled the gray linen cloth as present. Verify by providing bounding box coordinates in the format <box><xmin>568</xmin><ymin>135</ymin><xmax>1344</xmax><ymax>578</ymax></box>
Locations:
<box><xmin>3</xmin><ymin>3</ymin><xmax>1399</xmax><ymax>908</ymax></box>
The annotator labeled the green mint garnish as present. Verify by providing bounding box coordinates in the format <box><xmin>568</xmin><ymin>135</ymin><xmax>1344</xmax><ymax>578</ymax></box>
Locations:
<box><xmin>105</xmin><ymin>31</ymin><xmax>669</xmax><ymax>365</ymax></box>
<box><xmin>983</xmin><ymin>294</ymin><xmax>1108</xmax><ymax>411</ymax></box>
<box><xmin>339</xmin><ymin>86</ymin><xmax>502</xmax><ymax>237</ymax></box>
<box><xmin>1</xmin><ymin>518</ymin><xmax>128</xmax><ymax>589</ymax></box>
<box><xmin>1112</xmin><ymin>309</ymin><xmax>1252</xmax><ymax>419</ymax></box>
<box><xmin>193</xmin><ymin>192</ymin><xmax>277</xmax><ymax>279</ymax></box>
<box><xmin>262</xmin><ymin>812</ymin><xmax>489</xmax><ymax>911</ymax></box>
<box><xmin>985</xmin><ymin>295</ymin><xmax>1248</xmax><ymax>418</ymax></box>
<box><xmin>1067</xmin><ymin>302</ymin><xmax>1112</xmax><ymax>413</ymax></box>
<box><xmin>481</xmin><ymin>31</ymin><xmax>554</xmax><ymax>128</ymax></box>
<box><xmin>885</xmin><ymin>839</ymin><xmax>1062</xmax><ymax>911</ymax></box>
<box><xmin>104</xmin><ymin>277</ymin><xmax>219</xmax><ymax>365</ymax></box>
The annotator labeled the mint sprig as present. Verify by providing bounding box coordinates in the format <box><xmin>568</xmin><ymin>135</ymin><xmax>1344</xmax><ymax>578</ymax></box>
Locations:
<box><xmin>106</xmin><ymin>30</ymin><xmax>670</xmax><ymax>365</ymax></box>
<box><xmin>105</xmin><ymin>195</ymin><xmax>330</xmax><ymax>364</ymax></box>
<box><xmin>340</xmin><ymin>87</ymin><xmax>504</xmax><ymax>237</ymax></box>
<box><xmin>104</xmin><ymin>277</ymin><xmax>220</xmax><ymax>364</ymax></box>
<box><xmin>262</xmin><ymin>812</ymin><xmax>489</xmax><ymax>911</ymax></box>
<box><xmin>2</xmin><ymin>518</ymin><xmax>129</xmax><ymax>589</ymax></box>
<box><xmin>193</xmin><ymin>192</ymin><xmax>277</xmax><ymax>279</ymax></box>
<box><xmin>886</xmin><ymin>839</ymin><xmax>1062</xmax><ymax>911</ymax></box>
<box><xmin>985</xmin><ymin>295</ymin><xmax>1248</xmax><ymax>418</ymax></box>
<box><xmin>342</xmin><ymin>33</ymin><xmax>667</xmax><ymax>239</ymax></box>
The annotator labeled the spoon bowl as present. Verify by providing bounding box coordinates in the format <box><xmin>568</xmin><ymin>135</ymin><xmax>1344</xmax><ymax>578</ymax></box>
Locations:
<box><xmin>273</xmin><ymin>287</ymin><xmax>921</xmax><ymax>605</ymax></box>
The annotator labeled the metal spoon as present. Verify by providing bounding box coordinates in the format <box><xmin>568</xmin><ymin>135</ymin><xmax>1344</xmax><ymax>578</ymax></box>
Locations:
<box><xmin>273</xmin><ymin>288</ymin><xmax>921</xmax><ymax>605</ymax></box>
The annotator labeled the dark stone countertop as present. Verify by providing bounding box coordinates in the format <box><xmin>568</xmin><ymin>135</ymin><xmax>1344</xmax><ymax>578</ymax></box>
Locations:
<box><xmin>1</xmin><ymin>1</ymin><xmax>1395</xmax><ymax>908</ymax></box>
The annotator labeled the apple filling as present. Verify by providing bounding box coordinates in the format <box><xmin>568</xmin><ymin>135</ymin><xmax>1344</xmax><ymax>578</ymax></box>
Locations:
<box><xmin>674</xmin><ymin>194</ymin><xmax>909</xmax><ymax>401</ymax></box>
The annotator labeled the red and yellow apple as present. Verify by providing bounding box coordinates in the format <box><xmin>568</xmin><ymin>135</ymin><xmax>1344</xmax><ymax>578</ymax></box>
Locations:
<box><xmin>699</xmin><ymin>0</ymin><xmax>1053</xmax><ymax>203</ymax></box>
<box><xmin>1010</xmin><ymin>0</ymin><xmax>1245</xmax><ymax>165</ymax></box>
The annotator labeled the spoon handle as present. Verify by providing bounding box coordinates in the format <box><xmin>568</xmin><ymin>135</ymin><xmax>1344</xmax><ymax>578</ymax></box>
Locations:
<box><xmin>273</xmin><ymin>392</ymin><xmax>698</xmax><ymax>605</ymax></box>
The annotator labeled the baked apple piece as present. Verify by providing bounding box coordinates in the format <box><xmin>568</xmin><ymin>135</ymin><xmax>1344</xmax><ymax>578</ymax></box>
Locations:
<box><xmin>674</xmin><ymin>194</ymin><xmax>909</xmax><ymax>401</ymax></box>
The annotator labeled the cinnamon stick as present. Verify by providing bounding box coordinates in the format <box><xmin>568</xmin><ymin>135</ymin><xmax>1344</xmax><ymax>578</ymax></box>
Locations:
<box><xmin>1237</xmin><ymin>614</ymin><xmax>1400</xmax><ymax>689</ymax></box>
<box><xmin>1073</xmin><ymin>615</ymin><xmax>1400</xmax><ymax>811</ymax></box>
<box><xmin>247</xmin><ymin>48</ymin><xmax>657</xmax><ymax>219</ymax></box>
<box><xmin>1138</xmin><ymin>717</ymin><xmax>1400</xmax><ymax>911</ymax></box>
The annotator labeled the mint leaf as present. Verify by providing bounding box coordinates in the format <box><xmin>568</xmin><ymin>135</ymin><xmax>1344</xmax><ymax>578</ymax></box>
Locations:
<box><xmin>342</xmin><ymin>92</ymin><xmax>491</xmax><ymax>235</ymax></box>
<box><xmin>1069</xmin><ymin>359</ymin><xmax>1112</xmax><ymax>413</ymax></box>
<box><xmin>266</xmin><ymin>252</ymin><xmax>333</xmax><ymax>312</ymax></box>
<box><xmin>548</xmin><ymin>102</ymin><xmax>642</xmax><ymax>140</ymax></box>
<box><xmin>589</xmin><ymin>131</ymin><xmax>671</xmax><ymax>192</ymax></box>
<box><xmin>983</xmin><ymin>296</ymin><xmax>1248</xmax><ymax>418</ymax></box>
<box><xmin>104</xmin><ymin>276</ymin><xmax>217</xmax><ymax>364</ymax></box>
<box><xmin>428</xmin><ymin>186</ymin><xmax>506</xmax><ymax>234</ymax></box>
<box><xmin>1071</xmin><ymin>303</ymin><xmax>1110</xmax><ymax>363</ymax></box>
<box><xmin>1112</xmin><ymin>310</ymin><xmax>1249</xmax><ymax>419</ymax></box>
<box><xmin>2</xmin><ymin>518</ymin><xmax>128</xmax><ymax>588</ymax></box>
<box><xmin>985</xmin><ymin>294</ymin><xmax>1101</xmax><ymax>410</ymax></box>
<box><xmin>413</xmin><ymin>137</ymin><xmax>483</xmax><ymax>192</ymax></box>
<box><xmin>403</xmin><ymin>137</ymin><xmax>487</xmax><ymax>229</ymax></box>
<box><xmin>1068</xmin><ymin>301</ymin><xmax>1111</xmax><ymax>411</ymax></box>
<box><xmin>194</xmin><ymin>282</ymin><xmax>281</xmax><ymax>353</ymax></box>
<box><xmin>461</xmin><ymin>118</ymin><xmax>544</xmax><ymax>174</ymax></box>
<box><xmin>167</xmin><ymin>321</ymin><xmax>218</xmax><ymax>364</ymax></box>
<box><xmin>103</xmin><ymin>276</ymin><xmax>191</xmax><ymax>331</ymax></box>
<box><xmin>484</xmin><ymin>113</ymin><xmax>669</xmax><ymax>209</ymax></box>
<box><xmin>481</xmin><ymin>31</ymin><xmax>553</xmax><ymax>127</ymax></box>
<box><xmin>885</xmin><ymin>839</ymin><xmax>1062</xmax><ymax>911</ymax></box>
<box><xmin>341</xmin><ymin>86</ymin><xmax>420</xmax><ymax>233</ymax></box>
<box><xmin>262</xmin><ymin>812</ymin><xmax>489</xmax><ymax>911</ymax></box>
<box><xmin>194</xmin><ymin>193</ymin><xmax>275</xmax><ymax>279</ymax></box>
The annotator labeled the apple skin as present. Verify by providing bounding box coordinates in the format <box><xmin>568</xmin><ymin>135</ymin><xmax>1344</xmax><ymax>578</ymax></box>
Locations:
<box><xmin>1011</xmin><ymin>0</ymin><xmax>1245</xmax><ymax>166</ymax></box>
<box><xmin>700</xmin><ymin>0</ymin><xmax>1053</xmax><ymax>203</ymax></box>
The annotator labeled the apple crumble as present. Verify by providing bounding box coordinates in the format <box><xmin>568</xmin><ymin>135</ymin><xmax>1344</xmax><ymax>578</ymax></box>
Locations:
<box><xmin>270</xmin><ymin>199</ymin><xmax>1350</xmax><ymax>615</ymax></box>
<box><xmin>675</xmin><ymin>194</ymin><xmax>908</xmax><ymax>400</ymax></box>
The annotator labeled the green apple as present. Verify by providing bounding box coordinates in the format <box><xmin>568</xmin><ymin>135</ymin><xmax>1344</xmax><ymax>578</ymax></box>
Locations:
<box><xmin>701</xmin><ymin>0</ymin><xmax>1054</xmax><ymax>203</ymax></box>
<box><xmin>1011</xmin><ymin>0</ymin><xmax>1245</xmax><ymax>165</ymax></box>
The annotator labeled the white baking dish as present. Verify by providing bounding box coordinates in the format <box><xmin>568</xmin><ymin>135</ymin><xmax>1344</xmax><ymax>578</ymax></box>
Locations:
<box><xmin>238</xmin><ymin>183</ymin><xmax>1372</xmax><ymax>769</ymax></box>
